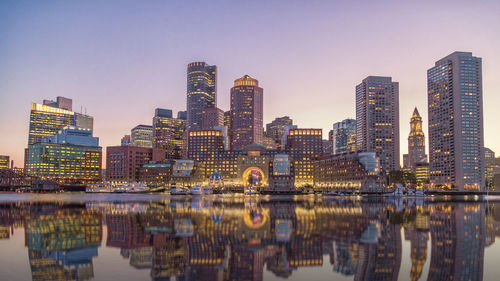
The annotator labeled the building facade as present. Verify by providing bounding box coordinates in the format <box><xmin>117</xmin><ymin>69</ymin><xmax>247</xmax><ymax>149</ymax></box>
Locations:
<box><xmin>332</xmin><ymin>119</ymin><xmax>356</xmax><ymax>155</ymax></box>
<box><xmin>187</xmin><ymin>62</ymin><xmax>217</xmax><ymax>131</ymax></box>
<box><xmin>313</xmin><ymin>152</ymin><xmax>382</xmax><ymax>191</ymax></box>
<box><xmin>356</xmin><ymin>76</ymin><xmax>400</xmax><ymax>173</ymax></box>
<box><xmin>403</xmin><ymin>108</ymin><xmax>427</xmax><ymax>169</ymax></box>
<box><xmin>28</xmin><ymin>100</ymin><xmax>93</xmax><ymax>145</ymax></box>
<box><xmin>131</xmin><ymin>125</ymin><xmax>153</xmax><ymax>148</ymax></box>
<box><xmin>427</xmin><ymin>52</ymin><xmax>484</xmax><ymax>190</ymax></box>
<box><xmin>152</xmin><ymin>108</ymin><xmax>186</xmax><ymax>159</ymax></box>
<box><xmin>285</xmin><ymin>128</ymin><xmax>323</xmax><ymax>187</ymax></box>
<box><xmin>201</xmin><ymin>107</ymin><xmax>224</xmax><ymax>130</ymax></box>
<box><xmin>230</xmin><ymin>75</ymin><xmax>264</xmax><ymax>150</ymax></box>
<box><xmin>0</xmin><ymin>155</ymin><xmax>9</xmax><ymax>169</ymax></box>
<box><xmin>266</xmin><ymin>116</ymin><xmax>293</xmax><ymax>149</ymax></box>
<box><xmin>27</xmin><ymin>127</ymin><xmax>102</xmax><ymax>185</ymax></box>
<box><xmin>106</xmin><ymin>146</ymin><xmax>165</xmax><ymax>183</ymax></box>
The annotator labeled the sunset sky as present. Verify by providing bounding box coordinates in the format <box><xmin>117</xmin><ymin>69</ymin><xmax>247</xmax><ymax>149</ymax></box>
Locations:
<box><xmin>1</xmin><ymin>0</ymin><xmax>500</xmax><ymax>167</ymax></box>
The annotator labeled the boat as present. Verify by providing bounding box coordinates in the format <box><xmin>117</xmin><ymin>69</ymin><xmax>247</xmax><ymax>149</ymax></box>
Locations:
<box><xmin>190</xmin><ymin>185</ymin><xmax>213</xmax><ymax>195</ymax></box>
<box><xmin>244</xmin><ymin>188</ymin><xmax>259</xmax><ymax>195</ymax></box>
<box><xmin>323</xmin><ymin>190</ymin><xmax>339</xmax><ymax>196</ymax></box>
<box><xmin>114</xmin><ymin>182</ymin><xmax>149</xmax><ymax>193</ymax></box>
<box><xmin>384</xmin><ymin>184</ymin><xmax>404</xmax><ymax>196</ymax></box>
<box><xmin>414</xmin><ymin>189</ymin><xmax>425</xmax><ymax>196</ymax></box>
<box><xmin>86</xmin><ymin>182</ymin><xmax>114</xmax><ymax>193</ymax></box>
<box><xmin>171</xmin><ymin>188</ymin><xmax>189</xmax><ymax>195</ymax></box>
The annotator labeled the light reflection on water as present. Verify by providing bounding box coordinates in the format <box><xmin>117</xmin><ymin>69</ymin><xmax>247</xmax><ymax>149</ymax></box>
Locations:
<box><xmin>0</xmin><ymin>193</ymin><xmax>499</xmax><ymax>281</ymax></box>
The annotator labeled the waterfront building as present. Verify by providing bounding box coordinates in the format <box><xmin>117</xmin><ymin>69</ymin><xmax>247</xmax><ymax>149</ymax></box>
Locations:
<box><xmin>139</xmin><ymin>161</ymin><xmax>175</xmax><ymax>187</ymax></box>
<box><xmin>403</xmin><ymin>108</ymin><xmax>427</xmax><ymax>168</ymax></box>
<box><xmin>106</xmin><ymin>146</ymin><xmax>165</xmax><ymax>183</ymax></box>
<box><xmin>187</xmin><ymin>62</ymin><xmax>217</xmax><ymax>131</ymax></box>
<box><xmin>356</xmin><ymin>76</ymin><xmax>400</xmax><ymax>172</ymax></box>
<box><xmin>414</xmin><ymin>162</ymin><xmax>430</xmax><ymax>184</ymax></box>
<box><xmin>237</xmin><ymin>144</ymin><xmax>270</xmax><ymax>187</ymax></box>
<box><xmin>131</xmin><ymin>125</ymin><xmax>153</xmax><ymax>148</ymax></box>
<box><xmin>322</xmin><ymin>139</ymin><xmax>333</xmax><ymax>155</ymax></box>
<box><xmin>428</xmin><ymin>52</ymin><xmax>485</xmax><ymax>190</ymax></box>
<box><xmin>285</xmin><ymin>128</ymin><xmax>323</xmax><ymax>187</ymax></box>
<box><xmin>313</xmin><ymin>152</ymin><xmax>383</xmax><ymax>191</ymax></box>
<box><xmin>152</xmin><ymin>108</ymin><xmax>186</xmax><ymax>159</ymax></box>
<box><xmin>28</xmin><ymin>99</ymin><xmax>93</xmax><ymax>145</ymax></box>
<box><xmin>266</xmin><ymin>116</ymin><xmax>293</xmax><ymax>149</ymax></box>
<box><xmin>0</xmin><ymin>155</ymin><xmax>9</xmax><ymax>169</ymax></box>
<box><xmin>171</xmin><ymin>159</ymin><xmax>205</xmax><ymax>187</ymax></box>
<box><xmin>201</xmin><ymin>107</ymin><xmax>224</xmax><ymax>130</ymax></box>
<box><xmin>268</xmin><ymin>154</ymin><xmax>295</xmax><ymax>191</ymax></box>
<box><xmin>230</xmin><ymin>75</ymin><xmax>264</xmax><ymax>150</ymax></box>
<box><xmin>332</xmin><ymin>119</ymin><xmax>356</xmax><ymax>155</ymax></box>
<box><xmin>187</xmin><ymin>129</ymin><xmax>241</xmax><ymax>183</ymax></box>
<box><xmin>26</xmin><ymin>127</ymin><xmax>102</xmax><ymax>185</ymax></box>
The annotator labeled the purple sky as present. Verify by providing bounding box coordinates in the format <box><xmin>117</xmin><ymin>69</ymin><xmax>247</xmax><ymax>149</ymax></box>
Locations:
<box><xmin>1</xmin><ymin>0</ymin><xmax>500</xmax><ymax>167</ymax></box>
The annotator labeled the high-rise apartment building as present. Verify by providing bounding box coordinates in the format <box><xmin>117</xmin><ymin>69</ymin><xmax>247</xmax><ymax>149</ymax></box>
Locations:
<box><xmin>266</xmin><ymin>116</ymin><xmax>293</xmax><ymax>149</ymax></box>
<box><xmin>356</xmin><ymin>76</ymin><xmax>400</xmax><ymax>172</ymax></box>
<box><xmin>230</xmin><ymin>75</ymin><xmax>264</xmax><ymax>150</ymax></box>
<box><xmin>28</xmin><ymin>98</ymin><xmax>93</xmax><ymax>145</ymax></box>
<box><xmin>427</xmin><ymin>51</ymin><xmax>484</xmax><ymax>190</ymax></box>
<box><xmin>152</xmin><ymin>108</ymin><xmax>186</xmax><ymax>159</ymax></box>
<box><xmin>332</xmin><ymin>119</ymin><xmax>356</xmax><ymax>155</ymax></box>
<box><xmin>187</xmin><ymin>62</ymin><xmax>217</xmax><ymax>131</ymax></box>
<box><xmin>131</xmin><ymin>125</ymin><xmax>153</xmax><ymax>148</ymax></box>
<box><xmin>403</xmin><ymin>108</ymin><xmax>427</xmax><ymax>168</ymax></box>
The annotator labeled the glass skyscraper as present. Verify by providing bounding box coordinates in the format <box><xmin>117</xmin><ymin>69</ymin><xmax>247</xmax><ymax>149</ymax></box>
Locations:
<box><xmin>28</xmin><ymin>99</ymin><xmax>93</xmax><ymax>145</ymax></box>
<box><xmin>332</xmin><ymin>119</ymin><xmax>356</xmax><ymax>155</ymax></box>
<box><xmin>356</xmin><ymin>76</ymin><xmax>400</xmax><ymax>172</ymax></box>
<box><xmin>187</xmin><ymin>62</ymin><xmax>217</xmax><ymax>131</ymax></box>
<box><xmin>152</xmin><ymin>108</ymin><xmax>186</xmax><ymax>159</ymax></box>
<box><xmin>131</xmin><ymin>125</ymin><xmax>153</xmax><ymax>148</ymax></box>
<box><xmin>427</xmin><ymin>51</ymin><xmax>484</xmax><ymax>190</ymax></box>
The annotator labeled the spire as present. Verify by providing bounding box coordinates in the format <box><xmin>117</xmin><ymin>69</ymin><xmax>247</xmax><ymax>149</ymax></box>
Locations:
<box><xmin>412</xmin><ymin>107</ymin><xmax>420</xmax><ymax>118</ymax></box>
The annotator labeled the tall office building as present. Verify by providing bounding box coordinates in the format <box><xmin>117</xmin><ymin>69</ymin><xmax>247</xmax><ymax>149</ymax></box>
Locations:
<box><xmin>286</xmin><ymin>128</ymin><xmax>323</xmax><ymax>187</ymax></box>
<box><xmin>427</xmin><ymin>52</ymin><xmax>484</xmax><ymax>190</ymax></box>
<box><xmin>27</xmin><ymin>127</ymin><xmax>102</xmax><ymax>184</ymax></box>
<box><xmin>403</xmin><ymin>108</ymin><xmax>427</xmax><ymax>168</ymax></box>
<box><xmin>153</xmin><ymin>108</ymin><xmax>186</xmax><ymax>159</ymax></box>
<box><xmin>28</xmin><ymin>98</ymin><xmax>93</xmax><ymax>145</ymax></box>
<box><xmin>201</xmin><ymin>107</ymin><xmax>224</xmax><ymax>130</ymax></box>
<box><xmin>332</xmin><ymin>119</ymin><xmax>356</xmax><ymax>155</ymax></box>
<box><xmin>230</xmin><ymin>75</ymin><xmax>264</xmax><ymax>150</ymax></box>
<box><xmin>356</xmin><ymin>76</ymin><xmax>400</xmax><ymax>172</ymax></box>
<box><xmin>131</xmin><ymin>125</ymin><xmax>153</xmax><ymax>148</ymax></box>
<box><xmin>266</xmin><ymin>116</ymin><xmax>293</xmax><ymax>148</ymax></box>
<box><xmin>0</xmin><ymin>155</ymin><xmax>9</xmax><ymax>169</ymax></box>
<box><xmin>187</xmin><ymin>62</ymin><xmax>217</xmax><ymax>131</ymax></box>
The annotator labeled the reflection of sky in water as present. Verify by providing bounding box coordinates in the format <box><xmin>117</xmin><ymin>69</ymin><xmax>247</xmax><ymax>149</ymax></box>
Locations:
<box><xmin>0</xmin><ymin>194</ymin><xmax>500</xmax><ymax>281</ymax></box>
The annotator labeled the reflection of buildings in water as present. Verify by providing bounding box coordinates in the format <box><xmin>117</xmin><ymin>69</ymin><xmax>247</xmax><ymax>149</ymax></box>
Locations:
<box><xmin>24</xmin><ymin>207</ymin><xmax>102</xmax><ymax>281</ymax></box>
<box><xmin>427</xmin><ymin>205</ymin><xmax>485</xmax><ymax>281</ymax></box>
<box><xmin>355</xmin><ymin>221</ymin><xmax>402</xmax><ymax>281</ymax></box>
<box><xmin>0</xmin><ymin>201</ymin><xmax>493</xmax><ymax>281</ymax></box>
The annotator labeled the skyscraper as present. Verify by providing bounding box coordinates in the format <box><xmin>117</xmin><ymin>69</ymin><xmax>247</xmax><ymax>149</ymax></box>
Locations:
<box><xmin>356</xmin><ymin>76</ymin><xmax>400</xmax><ymax>172</ymax></box>
<box><xmin>332</xmin><ymin>119</ymin><xmax>356</xmax><ymax>155</ymax></box>
<box><xmin>266</xmin><ymin>116</ymin><xmax>293</xmax><ymax>149</ymax></box>
<box><xmin>403</xmin><ymin>108</ymin><xmax>427</xmax><ymax>168</ymax></box>
<box><xmin>152</xmin><ymin>108</ymin><xmax>186</xmax><ymax>159</ymax></box>
<box><xmin>28</xmin><ymin>98</ymin><xmax>93</xmax><ymax>145</ymax></box>
<box><xmin>230</xmin><ymin>75</ymin><xmax>264</xmax><ymax>150</ymax></box>
<box><xmin>186</xmin><ymin>62</ymin><xmax>217</xmax><ymax>131</ymax></box>
<box><xmin>427</xmin><ymin>51</ymin><xmax>484</xmax><ymax>190</ymax></box>
<box><xmin>201</xmin><ymin>107</ymin><xmax>224</xmax><ymax>130</ymax></box>
<box><xmin>131</xmin><ymin>125</ymin><xmax>153</xmax><ymax>148</ymax></box>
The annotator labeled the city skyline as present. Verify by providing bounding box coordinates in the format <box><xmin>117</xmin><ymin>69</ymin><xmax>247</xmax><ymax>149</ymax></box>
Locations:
<box><xmin>1</xmin><ymin>1</ymin><xmax>500</xmax><ymax>167</ymax></box>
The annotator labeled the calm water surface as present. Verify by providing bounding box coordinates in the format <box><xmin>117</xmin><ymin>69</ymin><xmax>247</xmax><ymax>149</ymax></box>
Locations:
<box><xmin>0</xmin><ymin>193</ymin><xmax>499</xmax><ymax>281</ymax></box>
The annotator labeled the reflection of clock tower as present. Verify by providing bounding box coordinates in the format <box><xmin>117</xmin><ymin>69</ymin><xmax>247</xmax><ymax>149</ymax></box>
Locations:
<box><xmin>403</xmin><ymin>108</ymin><xmax>427</xmax><ymax>168</ymax></box>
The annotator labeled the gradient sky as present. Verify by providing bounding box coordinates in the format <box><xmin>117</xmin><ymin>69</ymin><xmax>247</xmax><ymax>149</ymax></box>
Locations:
<box><xmin>1</xmin><ymin>0</ymin><xmax>500</xmax><ymax>167</ymax></box>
